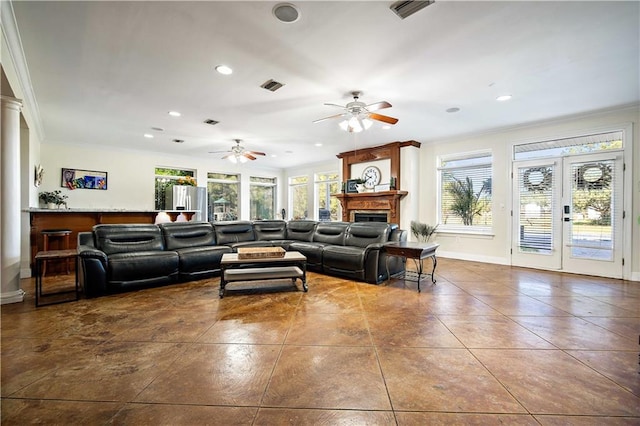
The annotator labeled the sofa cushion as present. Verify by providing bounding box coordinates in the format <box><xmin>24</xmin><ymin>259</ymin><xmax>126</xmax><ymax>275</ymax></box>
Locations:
<box><xmin>214</xmin><ymin>221</ymin><xmax>255</xmax><ymax>245</ymax></box>
<box><xmin>253</xmin><ymin>220</ymin><xmax>287</xmax><ymax>240</ymax></box>
<box><xmin>288</xmin><ymin>241</ymin><xmax>327</xmax><ymax>267</ymax></box>
<box><xmin>322</xmin><ymin>245</ymin><xmax>366</xmax><ymax>274</ymax></box>
<box><xmin>94</xmin><ymin>224</ymin><xmax>164</xmax><ymax>255</ymax></box>
<box><xmin>107</xmin><ymin>251</ymin><xmax>179</xmax><ymax>283</ymax></box>
<box><xmin>286</xmin><ymin>220</ymin><xmax>317</xmax><ymax>242</ymax></box>
<box><xmin>175</xmin><ymin>246</ymin><xmax>232</xmax><ymax>274</ymax></box>
<box><xmin>344</xmin><ymin>222</ymin><xmax>391</xmax><ymax>248</ymax></box>
<box><xmin>312</xmin><ymin>222</ymin><xmax>349</xmax><ymax>245</ymax></box>
<box><xmin>160</xmin><ymin>222</ymin><xmax>216</xmax><ymax>249</ymax></box>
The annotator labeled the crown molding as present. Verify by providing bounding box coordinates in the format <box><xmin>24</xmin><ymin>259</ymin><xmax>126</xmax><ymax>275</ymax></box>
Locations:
<box><xmin>1</xmin><ymin>0</ymin><xmax>45</xmax><ymax>142</ymax></box>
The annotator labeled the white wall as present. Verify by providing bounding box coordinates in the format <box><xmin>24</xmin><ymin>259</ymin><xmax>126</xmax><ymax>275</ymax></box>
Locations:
<box><xmin>35</xmin><ymin>142</ymin><xmax>284</xmax><ymax>212</ymax></box>
<box><xmin>419</xmin><ymin>105</ymin><xmax>640</xmax><ymax>279</ymax></box>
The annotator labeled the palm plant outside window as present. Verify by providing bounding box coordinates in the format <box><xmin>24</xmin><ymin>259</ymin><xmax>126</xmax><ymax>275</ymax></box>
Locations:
<box><xmin>438</xmin><ymin>152</ymin><xmax>492</xmax><ymax>232</ymax></box>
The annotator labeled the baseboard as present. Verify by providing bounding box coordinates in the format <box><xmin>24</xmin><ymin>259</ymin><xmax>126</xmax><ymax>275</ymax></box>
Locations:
<box><xmin>630</xmin><ymin>271</ymin><xmax>640</xmax><ymax>282</ymax></box>
<box><xmin>21</xmin><ymin>268</ymin><xmax>32</xmax><ymax>279</ymax></box>
<box><xmin>1</xmin><ymin>289</ymin><xmax>25</xmax><ymax>305</ymax></box>
<box><xmin>437</xmin><ymin>250</ymin><xmax>510</xmax><ymax>266</ymax></box>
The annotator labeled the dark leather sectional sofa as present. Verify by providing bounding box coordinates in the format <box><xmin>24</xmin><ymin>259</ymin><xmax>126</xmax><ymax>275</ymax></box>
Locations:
<box><xmin>77</xmin><ymin>220</ymin><xmax>407</xmax><ymax>298</ymax></box>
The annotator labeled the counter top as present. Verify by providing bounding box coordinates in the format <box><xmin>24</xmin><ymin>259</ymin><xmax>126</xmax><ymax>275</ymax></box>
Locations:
<box><xmin>25</xmin><ymin>208</ymin><xmax>199</xmax><ymax>213</ymax></box>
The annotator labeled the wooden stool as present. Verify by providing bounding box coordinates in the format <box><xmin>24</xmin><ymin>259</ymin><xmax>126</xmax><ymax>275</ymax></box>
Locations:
<box><xmin>41</xmin><ymin>229</ymin><xmax>72</xmax><ymax>276</ymax></box>
<box><xmin>35</xmin><ymin>249</ymin><xmax>79</xmax><ymax>307</ymax></box>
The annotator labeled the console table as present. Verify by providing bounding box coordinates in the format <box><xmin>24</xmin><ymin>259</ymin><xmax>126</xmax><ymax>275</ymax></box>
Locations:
<box><xmin>384</xmin><ymin>242</ymin><xmax>439</xmax><ymax>292</ymax></box>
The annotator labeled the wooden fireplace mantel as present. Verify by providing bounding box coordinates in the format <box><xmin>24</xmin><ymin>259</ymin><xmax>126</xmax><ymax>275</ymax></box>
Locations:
<box><xmin>334</xmin><ymin>190</ymin><xmax>407</xmax><ymax>224</ymax></box>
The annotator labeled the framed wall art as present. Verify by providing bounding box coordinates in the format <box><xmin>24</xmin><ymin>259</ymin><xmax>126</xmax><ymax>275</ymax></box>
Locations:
<box><xmin>61</xmin><ymin>168</ymin><xmax>108</xmax><ymax>190</ymax></box>
<box><xmin>345</xmin><ymin>179</ymin><xmax>360</xmax><ymax>194</ymax></box>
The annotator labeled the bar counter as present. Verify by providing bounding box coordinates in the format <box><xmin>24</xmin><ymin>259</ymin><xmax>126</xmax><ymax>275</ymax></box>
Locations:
<box><xmin>25</xmin><ymin>208</ymin><xmax>198</xmax><ymax>274</ymax></box>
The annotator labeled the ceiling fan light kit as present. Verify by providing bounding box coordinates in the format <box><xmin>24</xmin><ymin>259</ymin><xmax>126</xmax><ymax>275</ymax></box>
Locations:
<box><xmin>313</xmin><ymin>91</ymin><xmax>398</xmax><ymax>133</ymax></box>
<box><xmin>210</xmin><ymin>139</ymin><xmax>266</xmax><ymax>163</ymax></box>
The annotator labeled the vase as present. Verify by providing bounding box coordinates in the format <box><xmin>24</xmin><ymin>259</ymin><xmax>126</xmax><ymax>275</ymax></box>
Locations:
<box><xmin>47</xmin><ymin>203</ymin><xmax>57</xmax><ymax>209</ymax></box>
<box><xmin>355</xmin><ymin>184</ymin><xmax>365</xmax><ymax>193</ymax></box>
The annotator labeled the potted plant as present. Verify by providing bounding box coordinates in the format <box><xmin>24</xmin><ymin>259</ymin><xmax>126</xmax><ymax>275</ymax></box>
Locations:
<box><xmin>39</xmin><ymin>190</ymin><xmax>68</xmax><ymax>209</ymax></box>
<box><xmin>410</xmin><ymin>220</ymin><xmax>439</xmax><ymax>242</ymax></box>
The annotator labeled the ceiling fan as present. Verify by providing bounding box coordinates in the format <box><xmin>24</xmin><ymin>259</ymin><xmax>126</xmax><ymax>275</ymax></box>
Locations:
<box><xmin>208</xmin><ymin>139</ymin><xmax>265</xmax><ymax>163</ymax></box>
<box><xmin>313</xmin><ymin>91</ymin><xmax>398</xmax><ymax>133</ymax></box>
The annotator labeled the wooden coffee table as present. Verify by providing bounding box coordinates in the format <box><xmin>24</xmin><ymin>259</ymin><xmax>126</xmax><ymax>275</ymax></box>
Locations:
<box><xmin>219</xmin><ymin>251</ymin><xmax>307</xmax><ymax>298</ymax></box>
<box><xmin>384</xmin><ymin>242</ymin><xmax>439</xmax><ymax>292</ymax></box>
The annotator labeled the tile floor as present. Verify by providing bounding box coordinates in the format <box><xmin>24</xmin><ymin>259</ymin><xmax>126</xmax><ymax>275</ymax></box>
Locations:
<box><xmin>1</xmin><ymin>258</ymin><xmax>639</xmax><ymax>425</ymax></box>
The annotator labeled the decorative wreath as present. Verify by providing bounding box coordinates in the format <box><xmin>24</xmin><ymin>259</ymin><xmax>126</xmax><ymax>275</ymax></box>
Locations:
<box><xmin>523</xmin><ymin>167</ymin><xmax>552</xmax><ymax>192</ymax></box>
<box><xmin>576</xmin><ymin>163</ymin><xmax>611</xmax><ymax>190</ymax></box>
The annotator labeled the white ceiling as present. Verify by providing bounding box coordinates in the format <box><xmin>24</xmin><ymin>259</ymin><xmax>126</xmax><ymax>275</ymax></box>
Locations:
<box><xmin>9</xmin><ymin>1</ymin><xmax>640</xmax><ymax>168</ymax></box>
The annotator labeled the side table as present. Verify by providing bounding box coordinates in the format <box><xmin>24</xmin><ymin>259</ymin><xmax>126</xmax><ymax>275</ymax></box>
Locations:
<box><xmin>34</xmin><ymin>249</ymin><xmax>79</xmax><ymax>307</ymax></box>
<box><xmin>384</xmin><ymin>242</ymin><xmax>439</xmax><ymax>292</ymax></box>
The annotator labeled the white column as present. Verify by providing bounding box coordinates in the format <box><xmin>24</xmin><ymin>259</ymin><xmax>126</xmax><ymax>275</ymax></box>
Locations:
<box><xmin>1</xmin><ymin>96</ymin><xmax>25</xmax><ymax>304</ymax></box>
<box><xmin>400</xmin><ymin>145</ymin><xmax>420</xmax><ymax>237</ymax></box>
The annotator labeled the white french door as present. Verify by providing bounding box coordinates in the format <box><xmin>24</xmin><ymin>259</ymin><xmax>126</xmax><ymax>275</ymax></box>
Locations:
<box><xmin>512</xmin><ymin>152</ymin><xmax>623</xmax><ymax>278</ymax></box>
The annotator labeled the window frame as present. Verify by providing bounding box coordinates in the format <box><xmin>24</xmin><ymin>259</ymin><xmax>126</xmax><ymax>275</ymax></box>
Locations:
<box><xmin>249</xmin><ymin>175</ymin><xmax>277</xmax><ymax>220</ymax></box>
<box><xmin>288</xmin><ymin>175</ymin><xmax>309</xmax><ymax>220</ymax></box>
<box><xmin>437</xmin><ymin>150</ymin><xmax>493</xmax><ymax>235</ymax></box>
<box><xmin>154</xmin><ymin>167</ymin><xmax>196</xmax><ymax>210</ymax></box>
<box><xmin>207</xmin><ymin>172</ymin><xmax>240</xmax><ymax>222</ymax></box>
<box><xmin>314</xmin><ymin>171</ymin><xmax>340</xmax><ymax>222</ymax></box>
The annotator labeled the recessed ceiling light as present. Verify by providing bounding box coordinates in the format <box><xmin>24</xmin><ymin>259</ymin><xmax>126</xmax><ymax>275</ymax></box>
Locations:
<box><xmin>273</xmin><ymin>3</ymin><xmax>300</xmax><ymax>23</ymax></box>
<box><xmin>168</xmin><ymin>111</ymin><xmax>181</xmax><ymax>117</ymax></box>
<box><xmin>496</xmin><ymin>95</ymin><xmax>512</xmax><ymax>101</ymax></box>
<box><xmin>271</xmin><ymin>154</ymin><xmax>278</xmax><ymax>158</ymax></box>
<box><xmin>314</xmin><ymin>143</ymin><xmax>322</xmax><ymax>147</ymax></box>
<box><xmin>446</xmin><ymin>107</ymin><xmax>460</xmax><ymax>113</ymax></box>
<box><xmin>382</xmin><ymin>125</ymin><xmax>391</xmax><ymax>130</ymax></box>
<box><xmin>215</xmin><ymin>65</ymin><xmax>233</xmax><ymax>75</ymax></box>
<box><xmin>143</xmin><ymin>133</ymin><xmax>154</xmax><ymax>139</ymax></box>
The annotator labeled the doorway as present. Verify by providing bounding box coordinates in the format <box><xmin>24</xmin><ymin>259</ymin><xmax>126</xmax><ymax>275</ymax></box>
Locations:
<box><xmin>512</xmin><ymin>145</ymin><xmax>624</xmax><ymax>279</ymax></box>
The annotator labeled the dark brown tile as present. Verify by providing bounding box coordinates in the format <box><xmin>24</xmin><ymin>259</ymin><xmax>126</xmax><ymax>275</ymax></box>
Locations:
<box><xmin>198</xmin><ymin>311</ymin><xmax>293</xmax><ymax>345</ymax></box>
<box><xmin>285</xmin><ymin>312</ymin><xmax>371</xmax><ymax>346</ymax></box>
<box><xmin>396</xmin><ymin>411</ymin><xmax>539</xmax><ymax>425</ymax></box>
<box><xmin>472</xmin><ymin>349</ymin><xmax>640</xmax><ymax>416</ymax></box>
<box><xmin>368</xmin><ymin>313</ymin><xmax>462</xmax><ymax>348</ymax></box>
<box><xmin>377</xmin><ymin>347</ymin><xmax>526</xmax><ymax>413</ymax></box>
<box><xmin>438</xmin><ymin>315</ymin><xmax>555</xmax><ymax>349</ymax></box>
<box><xmin>11</xmin><ymin>340</ymin><xmax>187</xmax><ymax>401</ymax></box>
<box><xmin>254</xmin><ymin>408</ymin><xmax>396</xmax><ymax>425</ymax></box>
<box><xmin>1</xmin><ymin>398</ymin><xmax>122</xmax><ymax>425</ymax></box>
<box><xmin>263</xmin><ymin>345</ymin><xmax>391</xmax><ymax>410</ymax></box>
<box><xmin>109</xmin><ymin>403</ymin><xmax>257</xmax><ymax>425</ymax></box>
<box><xmin>135</xmin><ymin>343</ymin><xmax>280</xmax><ymax>406</ymax></box>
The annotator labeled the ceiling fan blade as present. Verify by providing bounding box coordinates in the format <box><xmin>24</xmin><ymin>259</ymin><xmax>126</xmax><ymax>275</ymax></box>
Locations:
<box><xmin>221</xmin><ymin>153</ymin><xmax>233</xmax><ymax>159</ymax></box>
<box><xmin>369</xmin><ymin>112</ymin><xmax>398</xmax><ymax>125</ymax></box>
<box><xmin>366</xmin><ymin>101</ymin><xmax>392</xmax><ymax>111</ymax></box>
<box><xmin>324</xmin><ymin>103</ymin><xmax>346</xmax><ymax>108</ymax></box>
<box><xmin>244</xmin><ymin>153</ymin><xmax>257</xmax><ymax>161</ymax></box>
<box><xmin>246</xmin><ymin>150</ymin><xmax>266</xmax><ymax>156</ymax></box>
<box><xmin>313</xmin><ymin>113</ymin><xmax>347</xmax><ymax>123</ymax></box>
<box><xmin>208</xmin><ymin>150</ymin><xmax>230</xmax><ymax>154</ymax></box>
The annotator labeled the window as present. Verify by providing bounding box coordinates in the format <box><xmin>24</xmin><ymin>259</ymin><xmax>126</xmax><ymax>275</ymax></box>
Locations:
<box><xmin>289</xmin><ymin>176</ymin><xmax>308</xmax><ymax>219</ymax></box>
<box><xmin>250</xmin><ymin>176</ymin><xmax>276</xmax><ymax>220</ymax></box>
<box><xmin>513</xmin><ymin>131</ymin><xmax>623</xmax><ymax>160</ymax></box>
<box><xmin>207</xmin><ymin>173</ymin><xmax>239</xmax><ymax>221</ymax></box>
<box><xmin>438</xmin><ymin>152</ymin><xmax>492</xmax><ymax>232</ymax></box>
<box><xmin>315</xmin><ymin>172</ymin><xmax>340</xmax><ymax>221</ymax></box>
<box><xmin>154</xmin><ymin>167</ymin><xmax>195</xmax><ymax>210</ymax></box>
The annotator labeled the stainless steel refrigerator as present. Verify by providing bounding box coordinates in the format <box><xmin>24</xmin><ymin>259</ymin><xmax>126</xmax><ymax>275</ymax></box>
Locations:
<box><xmin>165</xmin><ymin>186</ymin><xmax>207</xmax><ymax>221</ymax></box>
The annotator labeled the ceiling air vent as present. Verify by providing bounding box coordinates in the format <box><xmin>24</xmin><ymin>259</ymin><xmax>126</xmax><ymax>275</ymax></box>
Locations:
<box><xmin>204</xmin><ymin>119</ymin><xmax>219</xmax><ymax>126</ymax></box>
<box><xmin>390</xmin><ymin>0</ymin><xmax>434</xmax><ymax>19</ymax></box>
<box><xmin>261</xmin><ymin>79</ymin><xmax>285</xmax><ymax>92</ymax></box>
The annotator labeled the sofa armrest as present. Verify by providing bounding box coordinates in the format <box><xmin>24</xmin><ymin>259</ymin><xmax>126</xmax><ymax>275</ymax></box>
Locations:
<box><xmin>77</xmin><ymin>245</ymin><xmax>108</xmax><ymax>298</ymax></box>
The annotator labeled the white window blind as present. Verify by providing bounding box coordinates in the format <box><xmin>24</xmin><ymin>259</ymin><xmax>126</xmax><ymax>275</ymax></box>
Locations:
<box><xmin>516</xmin><ymin>165</ymin><xmax>555</xmax><ymax>254</ymax></box>
<box><xmin>514</xmin><ymin>131</ymin><xmax>623</xmax><ymax>160</ymax></box>
<box><xmin>438</xmin><ymin>152</ymin><xmax>492</xmax><ymax>231</ymax></box>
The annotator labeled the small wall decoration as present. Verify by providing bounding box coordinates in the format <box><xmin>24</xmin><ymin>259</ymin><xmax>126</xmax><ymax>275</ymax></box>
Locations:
<box><xmin>62</xmin><ymin>168</ymin><xmax>108</xmax><ymax>190</ymax></box>
<box><xmin>34</xmin><ymin>164</ymin><xmax>44</xmax><ymax>187</ymax></box>
<box><xmin>345</xmin><ymin>179</ymin><xmax>360</xmax><ymax>194</ymax></box>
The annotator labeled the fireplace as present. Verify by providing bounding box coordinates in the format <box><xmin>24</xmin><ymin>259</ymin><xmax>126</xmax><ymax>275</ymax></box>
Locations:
<box><xmin>335</xmin><ymin>191</ymin><xmax>407</xmax><ymax>224</ymax></box>
<box><xmin>353</xmin><ymin>212</ymin><xmax>388</xmax><ymax>222</ymax></box>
